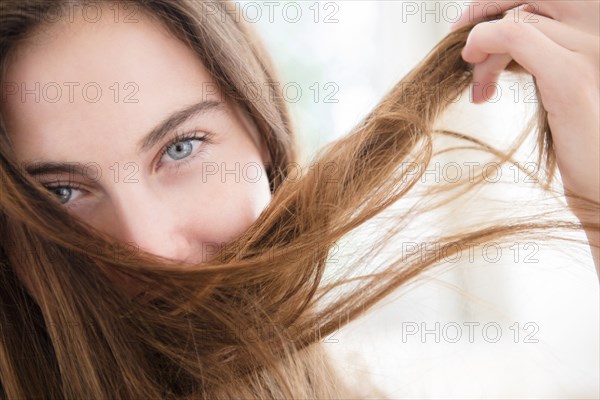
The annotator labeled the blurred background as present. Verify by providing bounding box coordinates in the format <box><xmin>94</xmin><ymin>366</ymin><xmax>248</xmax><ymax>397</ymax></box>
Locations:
<box><xmin>234</xmin><ymin>1</ymin><xmax>599</xmax><ymax>398</ymax></box>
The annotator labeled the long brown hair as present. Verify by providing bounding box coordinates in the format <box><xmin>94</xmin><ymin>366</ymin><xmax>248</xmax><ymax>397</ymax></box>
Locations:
<box><xmin>0</xmin><ymin>0</ymin><xmax>598</xmax><ymax>398</ymax></box>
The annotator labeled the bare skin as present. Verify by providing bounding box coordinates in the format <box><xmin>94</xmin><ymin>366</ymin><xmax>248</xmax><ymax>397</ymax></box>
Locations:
<box><xmin>452</xmin><ymin>0</ymin><xmax>600</xmax><ymax>277</ymax></box>
<box><xmin>1</xmin><ymin>8</ymin><xmax>273</xmax><ymax>294</ymax></box>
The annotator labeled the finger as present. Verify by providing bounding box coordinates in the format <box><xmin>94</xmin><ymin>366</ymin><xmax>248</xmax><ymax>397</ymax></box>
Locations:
<box><xmin>516</xmin><ymin>8</ymin><xmax>598</xmax><ymax>53</ymax></box>
<box><xmin>461</xmin><ymin>7</ymin><xmax>588</xmax><ymax>66</ymax></box>
<box><xmin>462</xmin><ymin>6</ymin><xmax>597</xmax><ymax>100</ymax></box>
<box><xmin>469</xmin><ymin>53</ymin><xmax>514</xmax><ymax>103</ymax></box>
<box><xmin>450</xmin><ymin>0</ymin><xmax>558</xmax><ymax>32</ymax></box>
<box><xmin>463</xmin><ymin>7</ymin><xmax>593</xmax><ymax>62</ymax></box>
<box><xmin>545</xmin><ymin>0</ymin><xmax>600</xmax><ymax>36</ymax></box>
<box><xmin>461</xmin><ymin>11</ymin><xmax>575</xmax><ymax>101</ymax></box>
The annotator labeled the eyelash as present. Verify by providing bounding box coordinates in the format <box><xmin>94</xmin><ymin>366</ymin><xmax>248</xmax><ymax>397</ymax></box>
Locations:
<box><xmin>156</xmin><ymin>130</ymin><xmax>213</xmax><ymax>171</ymax></box>
<box><xmin>42</xmin><ymin>130</ymin><xmax>214</xmax><ymax>205</ymax></box>
<box><xmin>42</xmin><ymin>181</ymin><xmax>85</xmax><ymax>207</ymax></box>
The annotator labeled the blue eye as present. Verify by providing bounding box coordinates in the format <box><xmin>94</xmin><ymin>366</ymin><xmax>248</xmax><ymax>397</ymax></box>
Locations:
<box><xmin>50</xmin><ymin>187</ymin><xmax>72</xmax><ymax>204</ymax></box>
<box><xmin>44</xmin><ymin>183</ymin><xmax>84</xmax><ymax>205</ymax></box>
<box><xmin>166</xmin><ymin>140</ymin><xmax>194</xmax><ymax>160</ymax></box>
<box><xmin>42</xmin><ymin>132</ymin><xmax>213</xmax><ymax>206</ymax></box>
<box><xmin>159</xmin><ymin>133</ymin><xmax>210</xmax><ymax>166</ymax></box>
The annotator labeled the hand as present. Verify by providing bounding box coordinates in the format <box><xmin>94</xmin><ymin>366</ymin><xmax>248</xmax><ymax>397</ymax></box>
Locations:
<box><xmin>451</xmin><ymin>1</ymin><xmax>600</xmax><ymax>274</ymax></box>
<box><xmin>451</xmin><ymin>1</ymin><xmax>599</xmax><ymax>201</ymax></box>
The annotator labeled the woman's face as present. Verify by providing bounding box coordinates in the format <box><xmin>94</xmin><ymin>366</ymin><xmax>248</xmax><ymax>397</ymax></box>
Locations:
<box><xmin>2</xmin><ymin>10</ymin><xmax>272</xmax><ymax>266</ymax></box>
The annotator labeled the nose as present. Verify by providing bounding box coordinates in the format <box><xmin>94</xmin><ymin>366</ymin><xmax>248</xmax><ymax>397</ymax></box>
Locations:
<box><xmin>106</xmin><ymin>184</ymin><xmax>199</xmax><ymax>263</ymax></box>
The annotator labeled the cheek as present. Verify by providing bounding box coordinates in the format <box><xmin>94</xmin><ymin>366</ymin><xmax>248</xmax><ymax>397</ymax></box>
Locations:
<box><xmin>183</xmin><ymin>163</ymin><xmax>272</xmax><ymax>245</ymax></box>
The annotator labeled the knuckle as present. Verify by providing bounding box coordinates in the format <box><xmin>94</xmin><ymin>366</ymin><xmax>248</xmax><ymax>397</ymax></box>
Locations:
<box><xmin>468</xmin><ymin>23</ymin><xmax>487</xmax><ymax>42</ymax></box>
<box><xmin>497</xmin><ymin>17</ymin><xmax>527</xmax><ymax>43</ymax></box>
<box><xmin>541</xmin><ymin>56</ymin><xmax>595</xmax><ymax>102</ymax></box>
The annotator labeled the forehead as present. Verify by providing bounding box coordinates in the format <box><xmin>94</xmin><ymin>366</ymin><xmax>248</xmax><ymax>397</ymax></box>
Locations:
<box><xmin>4</xmin><ymin>8</ymin><xmax>220</xmax><ymax>97</ymax></box>
<box><xmin>1</xmin><ymin>7</ymin><xmax>227</xmax><ymax>161</ymax></box>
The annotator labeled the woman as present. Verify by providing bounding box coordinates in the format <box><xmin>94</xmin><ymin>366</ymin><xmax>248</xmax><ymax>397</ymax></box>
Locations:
<box><xmin>0</xmin><ymin>0</ymin><xmax>597</xmax><ymax>398</ymax></box>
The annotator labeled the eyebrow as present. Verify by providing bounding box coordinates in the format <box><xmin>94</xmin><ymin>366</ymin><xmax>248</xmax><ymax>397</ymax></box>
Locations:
<box><xmin>137</xmin><ymin>100</ymin><xmax>225</xmax><ymax>154</ymax></box>
<box><xmin>22</xmin><ymin>100</ymin><xmax>226</xmax><ymax>178</ymax></box>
